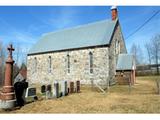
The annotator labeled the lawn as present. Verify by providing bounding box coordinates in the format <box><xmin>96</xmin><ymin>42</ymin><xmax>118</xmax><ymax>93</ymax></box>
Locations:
<box><xmin>0</xmin><ymin>76</ymin><xmax>160</xmax><ymax>113</ymax></box>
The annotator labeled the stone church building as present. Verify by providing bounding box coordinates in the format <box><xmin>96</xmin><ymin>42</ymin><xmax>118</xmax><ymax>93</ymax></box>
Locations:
<box><xmin>27</xmin><ymin>7</ymin><xmax>127</xmax><ymax>87</ymax></box>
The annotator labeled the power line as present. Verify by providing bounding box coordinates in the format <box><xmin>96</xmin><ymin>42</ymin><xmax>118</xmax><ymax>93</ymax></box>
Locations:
<box><xmin>126</xmin><ymin>10</ymin><xmax>160</xmax><ymax>40</ymax></box>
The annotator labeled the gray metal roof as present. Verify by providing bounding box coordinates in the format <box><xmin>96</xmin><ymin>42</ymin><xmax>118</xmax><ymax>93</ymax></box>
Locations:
<box><xmin>116</xmin><ymin>54</ymin><xmax>135</xmax><ymax>71</ymax></box>
<box><xmin>28</xmin><ymin>19</ymin><xmax>118</xmax><ymax>54</ymax></box>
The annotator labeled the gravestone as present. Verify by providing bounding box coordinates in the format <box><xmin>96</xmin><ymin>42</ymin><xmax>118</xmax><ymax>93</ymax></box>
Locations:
<box><xmin>22</xmin><ymin>81</ymin><xmax>28</xmax><ymax>103</ymax></box>
<box><xmin>46</xmin><ymin>84</ymin><xmax>52</xmax><ymax>99</ymax></box>
<box><xmin>64</xmin><ymin>81</ymin><xmax>68</xmax><ymax>95</ymax></box>
<box><xmin>60</xmin><ymin>80</ymin><xmax>64</xmax><ymax>96</ymax></box>
<box><xmin>59</xmin><ymin>82</ymin><xmax>63</xmax><ymax>97</ymax></box>
<box><xmin>41</xmin><ymin>85</ymin><xmax>46</xmax><ymax>94</ymax></box>
<box><xmin>68</xmin><ymin>87</ymin><xmax>70</xmax><ymax>94</ymax></box>
<box><xmin>76</xmin><ymin>81</ymin><xmax>80</xmax><ymax>93</ymax></box>
<box><xmin>47</xmin><ymin>85</ymin><xmax>52</xmax><ymax>92</ymax></box>
<box><xmin>25</xmin><ymin>87</ymin><xmax>37</xmax><ymax>101</ymax></box>
<box><xmin>61</xmin><ymin>80</ymin><xmax>68</xmax><ymax>96</ymax></box>
<box><xmin>53</xmin><ymin>81</ymin><xmax>59</xmax><ymax>98</ymax></box>
<box><xmin>70</xmin><ymin>81</ymin><xmax>74</xmax><ymax>93</ymax></box>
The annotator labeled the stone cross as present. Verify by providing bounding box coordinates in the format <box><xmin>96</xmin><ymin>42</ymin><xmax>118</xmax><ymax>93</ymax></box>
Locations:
<box><xmin>7</xmin><ymin>44</ymin><xmax>14</xmax><ymax>57</ymax></box>
<box><xmin>0</xmin><ymin>44</ymin><xmax>16</xmax><ymax>109</ymax></box>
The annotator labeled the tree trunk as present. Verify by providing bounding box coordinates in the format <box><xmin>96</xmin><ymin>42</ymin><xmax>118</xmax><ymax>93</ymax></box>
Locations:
<box><xmin>156</xmin><ymin>54</ymin><xmax>159</xmax><ymax>75</ymax></box>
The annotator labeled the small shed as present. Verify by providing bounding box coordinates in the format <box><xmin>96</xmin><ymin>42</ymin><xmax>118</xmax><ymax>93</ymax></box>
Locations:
<box><xmin>116</xmin><ymin>54</ymin><xmax>136</xmax><ymax>85</ymax></box>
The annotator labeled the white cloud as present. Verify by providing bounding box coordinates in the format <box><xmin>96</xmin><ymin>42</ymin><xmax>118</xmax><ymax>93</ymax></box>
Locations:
<box><xmin>0</xmin><ymin>17</ymin><xmax>38</xmax><ymax>45</ymax></box>
<box><xmin>12</xmin><ymin>31</ymin><xmax>37</xmax><ymax>44</ymax></box>
<box><xmin>47</xmin><ymin>7</ymin><xmax>81</xmax><ymax>29</ymax></box>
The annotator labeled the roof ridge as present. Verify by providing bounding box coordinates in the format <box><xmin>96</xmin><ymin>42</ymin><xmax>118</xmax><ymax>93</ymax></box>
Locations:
<box><xmin>42</xmin><ymin>19</ymin><xmax>112</xmax><ymax>37</ymax></box>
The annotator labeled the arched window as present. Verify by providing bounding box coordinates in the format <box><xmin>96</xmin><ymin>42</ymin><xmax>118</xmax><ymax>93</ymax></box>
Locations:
<box><xmin>48</xmin><ymin>56</ymin><xmax>52</xmax><ymax>73</ymax></box>
<box><xmin>118</xmin><ymin>41</ymin><xmax>120</xmax><ymax>54</ymax></box>
<box><xmin>34</xmin><ymin>57</ymin><xmax>37</xmax><ymax>72</ymax></box>
<box><xmin>115</xmin><ymin>39</ymin><xmax>117</xmax><ymax>55</ymax></box>
<box><xmin>89</xmin><ymin>52</ymin><xmax>93</xmax><ymax>74</ymax></box>
<box><xmin>115</xmin><ymin>40</ymin><xmax>120</xmax><ymax>55</ymax></box>
<box><xmin>67</xmin><ymin>54</ymin><xmax>70</xmax><ymax>73</ymax></box>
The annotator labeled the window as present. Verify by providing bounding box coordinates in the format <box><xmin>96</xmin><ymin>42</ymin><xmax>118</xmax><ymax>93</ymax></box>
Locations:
<box><xmin>118</xmin><ymin>41</ymin><xmax>120</xmax><ymax>54</ymax></box>
<box><xmin>115</xmin><ymin>40</ymin><xmax>120</xmax><ymax>55</ymax></box>
<box><xmin>48</xmin><ymin>56</ymin><xmax>52</xmax><ymax>73</ymax></box>
<box><xmin>67</xmin><ymin>54</ymin><xmax>70</xmax><ymax>73</ymax></box>
<box><xmin>89</xmin><ymin>52</ymin><xmax>93</xmax><ymax>74</ymax></box>
<box><xmin>34</xmin><ymin>57</ymin><xmax>37</xmax><ymax>72</ymax></box>
<box><xmin>115</xmin><ymin>39</ymin><xmax>117</xmax><ymax>55</ymax></box>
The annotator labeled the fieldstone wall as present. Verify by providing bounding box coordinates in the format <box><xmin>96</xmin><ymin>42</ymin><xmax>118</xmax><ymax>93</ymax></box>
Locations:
<box><xmin>27</xmin><ymin>47</ymin><xmax>109</xmax><ymax>86</ymax></box>
<box><xmin>108</xmin><ymin>23</ymin><xmax>127</xmax><ymax>84</ymax></box>
<box><xmin>27</xmin><ymin>22</ymin><xmax>127</xmax><ymax>86</ymax></box>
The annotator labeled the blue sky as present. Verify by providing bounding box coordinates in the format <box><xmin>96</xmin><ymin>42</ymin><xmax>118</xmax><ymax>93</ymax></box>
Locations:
<box><xmin>0</xmin><ymin>6</ymin><xmax>160</xmax><ymax>64</ymax></box>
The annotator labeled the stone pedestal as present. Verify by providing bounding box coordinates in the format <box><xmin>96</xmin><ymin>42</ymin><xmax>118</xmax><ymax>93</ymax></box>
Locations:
<box><xmin>0</xmin><ymin>99</ymin><xmax>16</xmax><ymax>109</ymax></box>
<box><xmin>0</xmin><ymin>44</ymin><xmax>16</xmax><ymax>109</ymax></box>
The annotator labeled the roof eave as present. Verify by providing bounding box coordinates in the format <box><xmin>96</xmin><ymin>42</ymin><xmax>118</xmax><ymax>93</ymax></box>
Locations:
<box><xmin>27</xmin><ymin>44</ymin><xmax>109</xmax><ymax>56</ymax></box>
<box><xmin>108</xmin><ymin>19</ymin><xmax>119</xmax><ymax>46</ymax></box>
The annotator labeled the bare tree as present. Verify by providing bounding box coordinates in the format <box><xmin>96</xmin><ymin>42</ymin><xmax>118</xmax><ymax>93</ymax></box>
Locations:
<box><xmin>21</xmin><ymin>46</ymin><xmax>29</xmax><ymax>65</ymax></box>
<box><xmin>11</xmin><ymin>43</ymin><xmax>21</xmax><ymax>78</ymax></box>
<box><xmin>145</xmin><ymin>42</ymin><xmax>152</xmax><ymax>65</ymax></box>
<box><xmin>130</xmin><ymin>43</ymin><xmax>138</xmax><ymax>64</ymax></box>
<box><xmin>137</xmin><ymin>45</ymin><xmax>144</xmax><ymax>65</ymax></box>
<box><xmin>150</xmin><ymin>34</ymin><xmax>160</xmax><ymax>75</ymax></box>
<box><xmin>130</xmin><ymin>43</ymin><xmax>144</xmax><ymax>65</ymax></box>
<box><xmin>13</xmin><ymin>63</ymin><xmax>20</xmax><ymax>79</ymax></box>
<box><xmin>13</xmin><ymin>43</ymin><xmax>29</xmax><ymax>67</ymax></box>
<box><xmin>0</xmin><ymin>41</ymin><xmax>6</xmax><ymax>86</ymax></box>
<box><xmin>15</xmin><ymin>43</ymin><xmax>20</xmax><ymax>67</ymax></box>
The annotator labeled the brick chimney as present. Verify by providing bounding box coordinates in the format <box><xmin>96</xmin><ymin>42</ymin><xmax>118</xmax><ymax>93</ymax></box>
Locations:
<box><xmin>111</xmin><ymin>6</ymin><xmax>118</xmax><ymax>20</ymax></box>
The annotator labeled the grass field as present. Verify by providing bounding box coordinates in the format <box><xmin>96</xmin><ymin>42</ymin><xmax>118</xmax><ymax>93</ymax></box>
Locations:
<box><xmin>0</xmin><ymin>76</ymin><xmax>160</xmax><ymax>113</ymax></box>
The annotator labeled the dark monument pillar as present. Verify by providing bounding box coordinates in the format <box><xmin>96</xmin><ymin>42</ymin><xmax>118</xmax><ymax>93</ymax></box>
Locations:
<box><xmin>0</xmin><ymin>44</ymin><xmax>16</xmax><ymax>109</ymax></box>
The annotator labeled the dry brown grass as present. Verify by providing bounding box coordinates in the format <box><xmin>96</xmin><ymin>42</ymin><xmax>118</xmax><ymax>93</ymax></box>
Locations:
<box><xmin>0</xmin><ymin>76</ymin><xmax>160</xmax><ymax>113</ymax></box>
